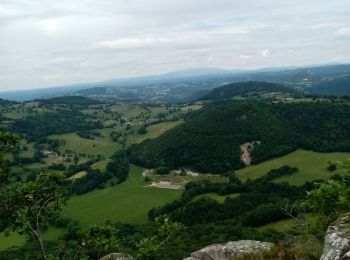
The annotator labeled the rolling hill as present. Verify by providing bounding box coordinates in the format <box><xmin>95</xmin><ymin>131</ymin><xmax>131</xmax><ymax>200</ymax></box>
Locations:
<box><xmin>128</xmin><ymin>100</ymin><xmax>350</xmax><ymax>174</ymax></box>
<box><xmin>309</xmin><ymin>75</ymin><xmax>350</xmax><ymax>96</ymax></box>
<box><xmin>37</xmin><ymin>96</ymin><xmax>102</xmax><ymax>106</ymax></box>
<box><xmin>2</xmin><ymin>64</ymin><xmax>350</xmax><ymax>102</ymax></box>
<box><xmin>201</xmin><ymin>81</ymin><xmax>298</xmax><ymax>101</ymax></box>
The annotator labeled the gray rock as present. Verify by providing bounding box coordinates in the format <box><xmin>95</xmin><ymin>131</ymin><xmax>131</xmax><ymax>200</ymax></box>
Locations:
<box><xmin>99</xmin><ymin>253</ymin><xmax>133</xmax><ymax>260</ymax></box>
<box><xmin>183</xmin><ymin>240</ymin><xmax>274</xmax><ymax>260</ymax></box>
<box><xmin>320</xmin><ymin>213</ymin><xmax>350</xmax><ymax>260</ymax></box>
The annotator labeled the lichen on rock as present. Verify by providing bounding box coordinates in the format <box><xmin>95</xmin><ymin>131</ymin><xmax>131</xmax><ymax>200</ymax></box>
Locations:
<box><xmin>99</xmin><ymin>253</ymin><xmax>133</xmax><ymax>260</ymax></box>
<box><xmin>320</xmin><ymin>213</ymin><xmax>350</xmax><ymax>260</ymax></box>
<box><xmin>183</xmin><ymin>240</ymin><xmax>274</xmax><ymax>260</ymax></box>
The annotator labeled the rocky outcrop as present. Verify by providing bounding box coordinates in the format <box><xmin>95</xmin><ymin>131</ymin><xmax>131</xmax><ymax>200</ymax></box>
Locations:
<box><xmin>183</xmin><ymin>240</ymin><xmax>274</xmax><ymax>260</ymax></box>
<box><xmin>320</xmin><ymin>213</ymin><xmax>350</xmax><ymax>260</ymax></box>
<box><xmin>99</xmin><ymin>253</ymin><xmax>133</xmax><ymax>260</ymax></box>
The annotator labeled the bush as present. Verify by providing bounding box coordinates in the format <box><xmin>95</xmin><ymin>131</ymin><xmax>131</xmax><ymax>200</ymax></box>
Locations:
<box><xmin>327</xmin><ymin>163</ymin><xmax>337</xmax><ymax>172</ymax></box>
<box><xmin>155</xmin><ymin>167</ymin><xmax>170</xmax><ymax>175</ymax></box>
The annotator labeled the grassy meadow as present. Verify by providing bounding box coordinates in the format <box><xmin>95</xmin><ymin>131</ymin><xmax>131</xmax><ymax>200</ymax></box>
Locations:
<box><xmin>134</xmin><ymin>120</ymin><xmax>183</xmax><ymax>143</ymax></box>
<box><xmin>49</xmin><ymin>133</ymin><xmax>122</xmax><ymax>158</ymax></box>
<box><xmin>61</xmin><ymin>165</ymin><xmax>181</xmax><ymax>227</ymax></box>
<box><xmin>192</xmin><ymin>192</ymin><xmax>240</xmax><ymax>203</ymax></box>
<box><xmin>236</xmin><ymin>150</ymin><xmax>350</xmax><ymax>185</ymax></box>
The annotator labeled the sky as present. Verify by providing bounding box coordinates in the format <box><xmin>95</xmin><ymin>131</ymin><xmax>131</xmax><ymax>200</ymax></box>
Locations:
<box><xmin>0</xmin><ymin>0</ymin><xmax>350</xmax><ymax>90</ymax></box>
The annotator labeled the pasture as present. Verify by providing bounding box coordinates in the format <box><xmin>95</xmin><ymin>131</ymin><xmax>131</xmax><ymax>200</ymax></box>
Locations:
<box><xmin>61</xmin><ymin>165</ymin><xmax>181</xmax><ymax>227</ymax></box>
<box><xmin>192</xmin><ymin>192</ymin><xmax>240</xmax><ymax>203</ymax></box>
<box><xmin>49</xmin><ymin>132</ymin><xmax>122</xmax><ymax>158</ymax></box>
<box><xmin>236</xmin><ymin>150</ymin><xmax>350</xmax><ymax>186</ymax></box>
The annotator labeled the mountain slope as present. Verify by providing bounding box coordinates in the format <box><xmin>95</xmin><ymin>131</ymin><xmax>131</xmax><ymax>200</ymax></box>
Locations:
<box><xmin>37</xmin><ymin>96</ymin><xmax>102</xmax><ymax>106</ymax></box>
<box><xmin>128</xmin><ymin>101</ymin><xmax>296</xmax><ymax>173</ymax></box>
<box><xmin>202</xmin><ymin>81</ymin><xmax>297</xmax><ymax>100</ymax></box>
<box><xmin>309</xmin><ymin>76</ymin><xmax>350</xmax><ymax>96</ymax></box>
<box><xmin>128</xmin><ymin>101</ymin><xmax>350</xmax><ymax>174</ymax></box>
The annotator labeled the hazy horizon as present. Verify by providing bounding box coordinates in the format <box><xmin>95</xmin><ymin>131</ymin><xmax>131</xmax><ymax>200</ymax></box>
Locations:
<box><xmin>1</xmin><ymin>0</ymin><xmax>350</xmax><ymax>91</ymax></box>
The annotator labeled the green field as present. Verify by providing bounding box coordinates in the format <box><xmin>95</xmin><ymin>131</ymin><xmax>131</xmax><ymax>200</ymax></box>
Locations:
<box><xmin>0</xmin><ymin>228</ymin><xmax>64</xmax><ymax>251</ymax></box>
<box><xmin>61</xmin><ymin>165</ymin><xmax>181</xmax><ymax>227</ymax></box>
<box><xmin>257</xmin><ymin>214</ymin><xmax>318</xmax><ymax>233</ymax></box>
<box><xmin>110</xmin><ymin>104</ymin><xmax>147</xmax><ymax>119</ymax></box>
<box><xmin>192</xmin><ymin>192</ymin><xmax>240</xmax><ymax>203</ymax></box>
<box><xmin>0</xmin><ymin>232</ymin><xmax>26</xmax><ymax>251</ymax></box>
<box><xmin>50</xmin><ymin>132</ymin><xmax>121</xmax><ymax>158</ymax></box>
<box><xmin>236</xmin><ymin>150</ymin><xmax>350</xmax><ymax>185</ymax></box>
<box><xmin>257</xmin><ymin>218</ymin><xmax>296</xmax><ymax>232</ymax></box>
<box><xmin>130</xmin><ymin>120</ymin><xmax>183</xmax><ymax>144</ymax></box>
<box><xmin>0</xmin><ymin>166</ymin><xmax>180</xmax><ymax>250</ymax></box>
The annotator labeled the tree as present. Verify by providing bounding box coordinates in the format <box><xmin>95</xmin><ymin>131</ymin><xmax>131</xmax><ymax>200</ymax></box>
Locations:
<box><xmin>299</xmin><ymin>178</ymin><xmax>350</xmax><ymax>237</ymax></box>
<box><xmin>304</xmin><ymin>179</ymin><xmax>350</xmax><ymax>228</ymax></box>
<box><xmin>74</xmin><ymin>154</ymin><xmax>79</xmax><ymax>164</ymax></box>
<box><xmin>1</xmin><ymin>173</ymin><xmax>69</xmax><ymax>259</ymax></box>
<box><xmin>0</xmin><ymin>132</ymin><xmax>69</xmax><ymax>260</ymax></box>
<box><xmin>79</xmin><ymin>216</ymin><xmax>182</xmax><ymax>259</ymax></box>
<box><xmin>138</xmin><ymin>125</ymin><xmax>147</xmax><ymax>135</ymax></box>
<box><xmin>0</xmin><ymin>132</ymin><xmax>20</xmax><ymax>186</ymax></box>
<box><xmin>328</xmin><ymin>163</ymin><xmax>337</xmax><ymax>172</ymax></box>
<box><xmin>134</xmin><ymin>216</ymin><xmax>182</xmax><ymax>260</ymax></box>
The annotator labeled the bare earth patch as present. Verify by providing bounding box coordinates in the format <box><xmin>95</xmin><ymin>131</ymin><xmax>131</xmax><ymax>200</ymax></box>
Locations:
<box><xmin>240</xmin><ymin>141</ymin><xmax>260</xmax><ymax>166</ymax></box>
<box><xmin>149</xmin><ymin>181</ymin><xmax>182</xmax><ymax>190</ymax></box>
<box><xmin>69</xmin><ymin>171</ymin><xmax>87</xmax><ymax>180</ymax></box>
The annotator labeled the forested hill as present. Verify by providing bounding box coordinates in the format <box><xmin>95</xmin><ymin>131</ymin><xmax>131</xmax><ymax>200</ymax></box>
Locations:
<box><xmin>128</xmin><ymin>101</ymin><xmax>350</xmax><ymax>174</ymax></box>
<box><xmin>309</xmin><ymin>76</ymin><xmax>350</xmax><ymax>96</ymax></box>
<box><xmin>202</xmin><ymin>81</ymin><xmax>297</xmax><ymax>101</ymax></box>
<box><xmin>37</xmin><ymin>96</ymin><xmax>102</xmax><ymax>106</ymax></box>
<box><xmin>0</xmin><ymin>98</ymin><xmax>17</xmax><ymax>105</ymax></box>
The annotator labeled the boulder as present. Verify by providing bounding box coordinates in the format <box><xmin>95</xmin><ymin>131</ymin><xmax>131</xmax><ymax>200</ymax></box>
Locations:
<box><xmin>320</xmin><ymin>213</ymin><xmax>350</xmax><ymax>260</ymax></box>
<box><xmin>99</xmin><ymin>253</ymin><xmax>133</xmax><ymax>260</ymax></box>
<box><xmin>183</xmin><ymin>240</ymin><xmax>274</xmax><ymax>260</ymax></box>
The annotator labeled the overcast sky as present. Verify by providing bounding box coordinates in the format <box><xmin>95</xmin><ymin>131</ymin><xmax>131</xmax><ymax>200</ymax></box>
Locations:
<box><xmin>0</xmin><ymin>0</ymin><xmax>350</xmax><ymax>90</ymax></box>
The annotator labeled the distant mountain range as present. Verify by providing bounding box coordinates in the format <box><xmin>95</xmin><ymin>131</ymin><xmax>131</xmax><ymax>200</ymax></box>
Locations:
<box><xmin>0</xmin><ymin>63</ymin><xmax>349</xmax><ymax>101</ymax></box>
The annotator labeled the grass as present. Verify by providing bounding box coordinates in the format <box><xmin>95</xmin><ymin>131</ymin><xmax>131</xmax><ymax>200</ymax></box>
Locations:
<box><xmin>132</xmin><ymin>120</ymin><xmax>183</xmax><ymax>144</ymax></box>
<box><xmin>257</xmin><ymin>218</ymin><xmax>296</xmax><ymax>232</ymax></box>
<box><xmin>236</xmin><ymin>150</ymin><xmax>350</xmax><ymax>185</ymax></box>
<box><xmin>110</xmin><ymin>104</ymin><xmax>147</xmax><ymax>119</ymax></box>
<box><xmin>180</xmin><ymin>104</ymin><xmax>203</xmax><ymax>112</ymax></box>
<box><xmin>192</xmin><ymin>192</ymin><xmax>240</xmax><ymax>203</ymax></box>
<box><xmin>0</xmin><ymin>232</ymin><xmax>26</xmax><ymax>251</ymax></box>
<box><xmin>257</xmin><ymin>214</ymin><xmax>318</xmax><ymax>233</ymax></box>
<box><xmin>0</xmin><ymin>166</ymin><xmax>179</xmax><ymax>250</ymax></box>
<box><xmin>18</xmin><ymin>141</ymin><xmax>35</xmax><ymax>158</ymax></box>
<box><xmin>0</xmin><ymin>228</ymin><xmax>64</xmax><ymax>251</ymax></box>
<box><xmin>91</xmin><ymin>159</ymin><xmax>109</xmax><ymax>171</ymax></box>
<box><xmin>61</xmin><ymin>165</ymin><xmax>181</xmax><ymax>228</ymax></box>
<box><xmin>149</xmin><ymin>172</ymin><xmax>227</xmax><ymax>186</ymax></box>
<box><xmin>50</xmin><ymin>132</ymin><xmax>121</xmax><ymax>158</ymax></box>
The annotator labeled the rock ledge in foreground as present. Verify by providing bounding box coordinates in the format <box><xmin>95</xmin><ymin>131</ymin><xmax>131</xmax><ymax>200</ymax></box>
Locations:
<box><xmin>183</xmin><ymin>240</ymin><xmax>274</xmax><ymax>260</ymax></box>
<box><xmin>320</xmin><ymin>213</ymin><xmax>350</xmax><ymax>260</ymax></box>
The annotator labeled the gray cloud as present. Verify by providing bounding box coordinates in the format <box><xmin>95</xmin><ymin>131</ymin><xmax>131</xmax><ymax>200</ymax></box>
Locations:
<box><xmin>0</xmin><ymin>0</ymin><xmax>350</xmax><ymax>90</ymax></box>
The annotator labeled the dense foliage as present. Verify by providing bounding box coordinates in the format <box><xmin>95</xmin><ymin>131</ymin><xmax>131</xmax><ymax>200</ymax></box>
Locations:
<box><xmin>129</xmin><ymin>100</ymin><xmax>350</xmax><ymax>173</ymax></box>
<box><xmin>149</xmin><ymin>172</ymin><xmax>306</xmax><ymax>226</ymax></box>
<box><xmin>106</xmin><ymin>150</ymin><xmax>130</xmax><ymax>184</ymax></box>
<box><xmin>203</xmin><ymin>81</ymin><xmax>297</xmax><ymax>100</ymax></box>
<box><xmin>310</xmin><ymin>75</ymin><xmax>350</xmax><ymax>96</ymax></box>
<box><xmin>273</xmin><ymin>102</ymin><xmax>350</xmax><ymax>152</ymax></box>
<box><xmin>11</xmin><ymin>110</ymin><xmax>103</xmax><ymax>142</ymax></box>
<box><xmin>71</xmin><ymin>169</ymin><xmax>110</xmax><ymax>194</ymax></box>
<box><xmin>37</xmin><ymin>96</ymin><xmax>102</xmax><ymax>106</ymax></box>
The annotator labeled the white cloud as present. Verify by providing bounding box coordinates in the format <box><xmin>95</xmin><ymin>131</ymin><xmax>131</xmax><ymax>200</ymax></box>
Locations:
<box><xmin>0</xmin><ymin>0</ymin><xmax>350</xmax><ymax>90</ymax></box>
<box><xmin>261</xmin><ymin>49</ymin><xmax>270</xmax><ymax>58</ymax></box>
<box><xmin>239</xmin><ymin>54</ymin><xmax>254</xmax><ymax>60</ymax></box>
<box><xmin>335</xmin><ymin>26</ymin><xmax>350</xmax><ymax>38</ymax></box>
<box><xmin>92</xmin><ymin>37</ymin><xmax>170</xmax><ymax>50</ymax></box>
